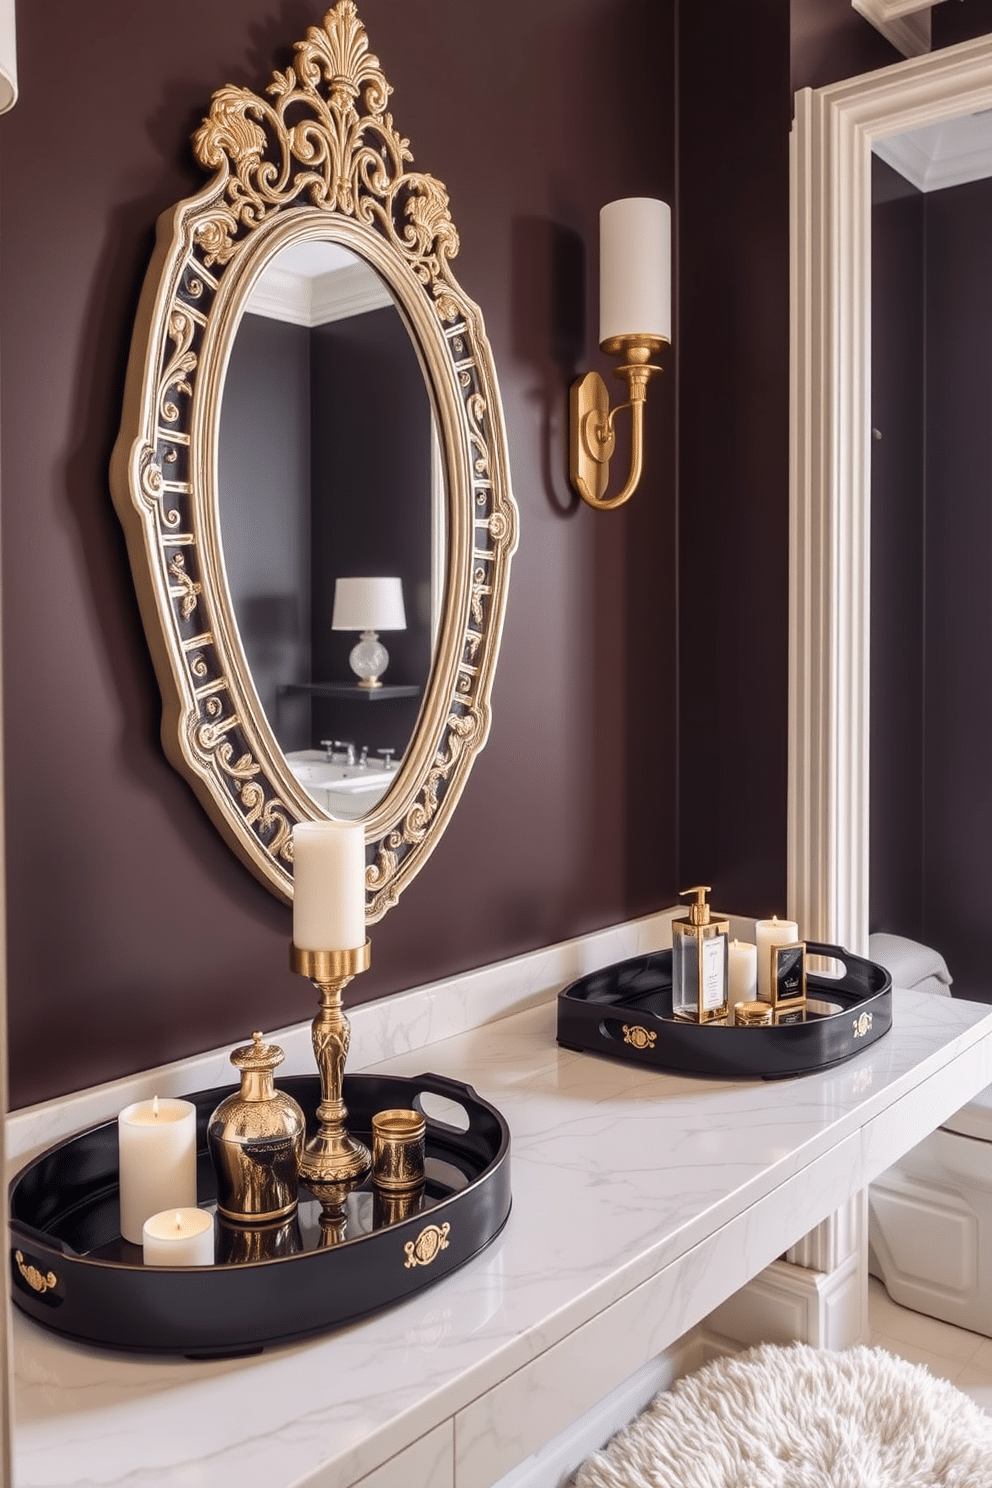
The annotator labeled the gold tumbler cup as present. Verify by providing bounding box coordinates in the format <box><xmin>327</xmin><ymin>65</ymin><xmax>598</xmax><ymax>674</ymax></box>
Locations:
<box><xmin>371</xmin><ymin>1109</ymin><xmax>427</xmax><ymax>1192</ymax></box>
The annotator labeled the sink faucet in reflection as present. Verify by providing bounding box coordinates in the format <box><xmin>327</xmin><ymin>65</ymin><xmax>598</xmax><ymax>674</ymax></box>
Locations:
<box><xmin>321</xmin><ymin>739</ymin><xmax>356</xmax><ymax>765</ymax></box>
<box><xmin>286</xmin><ymin>748</ymin><xmax>401</xmax><ymax>820</ymax></box>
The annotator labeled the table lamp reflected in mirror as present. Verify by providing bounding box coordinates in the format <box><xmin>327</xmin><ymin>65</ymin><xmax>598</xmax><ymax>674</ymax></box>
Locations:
<box><xmin>332</xmin><ymin>576</ymin><xmax>406</xmax><ymax>689</ymax></box>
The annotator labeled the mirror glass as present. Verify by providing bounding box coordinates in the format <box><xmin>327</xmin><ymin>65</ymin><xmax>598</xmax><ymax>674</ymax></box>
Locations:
<box><xmin>217</xmin><ymin>240</ymin><xmax>445</xmax><ymax>822</ymax></box>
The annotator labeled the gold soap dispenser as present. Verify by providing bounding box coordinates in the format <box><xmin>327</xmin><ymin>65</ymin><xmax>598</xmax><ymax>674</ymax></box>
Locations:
<box><xmin>207</xmin><ymin>1032</ymin><xmax>306</xmax><ymax>1224</ymax></box>
<box><xmin>671</xmin><ymin>886</ymin><xmax>730</xmax><ymax>1023</ymax></box>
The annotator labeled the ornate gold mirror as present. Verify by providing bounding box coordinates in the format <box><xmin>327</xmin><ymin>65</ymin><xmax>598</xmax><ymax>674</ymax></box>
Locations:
<box><xmin>111</xmin><ymin>1</ymin><xmax>517</xmax><ymax>917</ymax></box>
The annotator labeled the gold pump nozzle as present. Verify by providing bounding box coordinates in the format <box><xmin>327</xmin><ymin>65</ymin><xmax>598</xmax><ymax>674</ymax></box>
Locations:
<box><xmin>679</xmin><ymin>885</ymin><xmax>712</xmax><ymax>927</ymax></box>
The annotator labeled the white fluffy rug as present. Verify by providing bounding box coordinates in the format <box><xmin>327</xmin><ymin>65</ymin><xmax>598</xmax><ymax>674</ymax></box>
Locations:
<box><xmin>573</xmin><ymin>1344</ymin><xmax>992</xmax><ymax>1488</ymax></box>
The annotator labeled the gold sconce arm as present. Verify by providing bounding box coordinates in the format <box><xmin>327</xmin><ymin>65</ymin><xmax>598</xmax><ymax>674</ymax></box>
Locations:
<box><xmin>569</xmin><ymin>335</ymin><xmax>666</xmax><ymax>510</ymax></box>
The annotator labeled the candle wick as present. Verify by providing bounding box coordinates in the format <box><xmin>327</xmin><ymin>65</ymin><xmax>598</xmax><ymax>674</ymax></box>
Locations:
<box><xmin>174</xmin><ymin>1214</ymin><xmax>182</xmax><ymax>1231</ymax></box>
<box><xmin>153</xmin><ymin>1095</ymin><xmax>159</xmax><ymax>1118</ymax></box>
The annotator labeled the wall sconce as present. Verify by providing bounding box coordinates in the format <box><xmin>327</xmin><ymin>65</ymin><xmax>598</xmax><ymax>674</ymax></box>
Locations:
<box><xmin>332</xmin><ymin>576</ymin><xmax>406</xmax><ymax>689</ymax></box>
<box><xmin>570</xmin><ymin>197</ymin><xmax>671</xmax><ymax>511</ymax></box>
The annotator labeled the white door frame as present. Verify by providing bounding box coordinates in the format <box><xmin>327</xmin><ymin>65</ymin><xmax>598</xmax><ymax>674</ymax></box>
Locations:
<box><xmin>788</xmin><ymin>33</ymin><xmax>992</xmax><ymax>952</ymax></box>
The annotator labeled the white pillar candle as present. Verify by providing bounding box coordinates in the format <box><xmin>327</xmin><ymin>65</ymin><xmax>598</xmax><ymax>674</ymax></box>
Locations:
<box><xmin>292</xmin><ymin>820</ymin><xmax>366</xmax><ymax>951</ymax></box>
<box><xmin>118</xmin><ymin>1097</ymin><xmax>197</xmax><ymax>1244</ymax></box>
<box><xmin>755</xmin><ymin>917</ymin><xmax>800</xmax><ymax>1001</ymax></box>
<box><xmin>142</xmin><ymin>1208</ymin><xmax>215</xmax><ymax>1267</ymax></box>
<box><xmin>600</xmin><ymin>197</ymin><xmax>672</xmax><ymax>346</ymax></box>
<box><xmin>728</xmin><ymin>940</ymin><xmax>758</xmax><ymax>1024</ymax></box>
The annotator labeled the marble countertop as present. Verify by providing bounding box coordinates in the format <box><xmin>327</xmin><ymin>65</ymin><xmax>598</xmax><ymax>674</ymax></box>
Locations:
<box><xmin>13</xmin><ymin>983</ymin><xmax>992</xmax><ymax>1488</ymax></box>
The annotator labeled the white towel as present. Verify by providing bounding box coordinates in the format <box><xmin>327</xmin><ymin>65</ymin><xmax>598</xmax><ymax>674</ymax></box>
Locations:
<box><xmin>868</xmin><ymin>932</ymin><xmax>953</xmax><ymax>996</ymax></box>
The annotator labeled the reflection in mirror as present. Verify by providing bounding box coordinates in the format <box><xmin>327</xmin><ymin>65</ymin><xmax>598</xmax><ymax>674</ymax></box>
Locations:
<box><xmin>870</xmin><ymin>111</ymin><xmax>992</xmax><ymax>993</ymax></box>
<box><xmin>218</xmin><ymin>240</ymin><xmax>444</xmax><ymax>821</ymax></box>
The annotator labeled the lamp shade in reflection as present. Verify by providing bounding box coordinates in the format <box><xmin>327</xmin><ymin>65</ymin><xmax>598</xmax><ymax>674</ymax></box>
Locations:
<box><xmin>599</xmin><ymin>197</ymin><xmax>671</xmax><ymax>346</ymax></box>
<box><xmin>331</xmin><ymin>576</ymin><xmax>406</xmax><ymax>632</ymax></box>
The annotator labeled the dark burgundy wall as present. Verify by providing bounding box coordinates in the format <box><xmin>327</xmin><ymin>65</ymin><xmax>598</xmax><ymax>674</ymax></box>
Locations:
<box><xmin>674</xmin><ymin>0</ymin><xmax>904</xmax><ymax>928</ymax></box>
<box><xmin>0</xmin><ymin>0</ymin><xmax>676</xmax><ymax>1106</ymax></box>
<box><xmin>790</xmin><ymin>0</ymin><xmax>899</xmax><ymax>91</ymax></box>
<box><xmin>869</xmin><ymin>159</ymin><xmax>926</xmax><ymax>941</ymax></box>
<box><xmin>675</xmin><ymin>0</ymin><xmax>891</xmax><ymax>922</ymax></box>
<box><xmin>219</xmin><ymin>313</ymin><xmax>312</xmax><ymax>745</ymax></box>
<box><xmin>932</xmin><ymin>0</ymin><xmax>992</xmax><ymax>47</ymax></box>
<box><xmin>868</xmin><ymin>172</ymin><xmax>992</xmax><ymax>1001</ymax></box>
<box><xmin>677</xmin><ymin>1</ymin><xmax>793</xmax><ymax>918</ymax></box>
<box><xmin>921</xmin><ymin>179</ymin><xmax>992</xmax><ymax>998</ymax></box>
<box><xmin>310</xmin><ymin>308</ymin><xmax>432</xmax><ymax>758</ymax></box>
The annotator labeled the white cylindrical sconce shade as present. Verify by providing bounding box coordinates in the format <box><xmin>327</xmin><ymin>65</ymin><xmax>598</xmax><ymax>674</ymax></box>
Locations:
<box><xmin>0</xmin><ymin>0</ymin><xmax>16</xmax><ymax>114</ymax></box>
<box><xmin>292</xmin><ymin>820</ymin><xmax>366</xmax><ymax>951</ymax></box>
<box><xmin>599</xmin><ymin>197</ymin><xmax>671</xmax><ymax>346</ymax></box>
<box><xmin>332</xmin><ymin>577</ymin><xmax>406</xmax><ymax>632</ymax></box>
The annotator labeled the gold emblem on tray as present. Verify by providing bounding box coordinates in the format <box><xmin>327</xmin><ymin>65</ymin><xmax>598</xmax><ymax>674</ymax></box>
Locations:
<box><xmin>623</xmin><ymin>1025</ymin><xmax>657</xmax><ymax>1050</ymax></box>
<box><xmin>404</xmin><ymin>1222</ymin><xmax>451</xmax><ymax>1269</ymax></box>
<box><xmin>853</xmin><ymin>1012</ymin><xmax>873</xmax><ymax>1039</ymax></box>
<box><xmin>14</xmin><ymin>1250</ymin><xmax>58</xmax><ymax>1295</ymax></box>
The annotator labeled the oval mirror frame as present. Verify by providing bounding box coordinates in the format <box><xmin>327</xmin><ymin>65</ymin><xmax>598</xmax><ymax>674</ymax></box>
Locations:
<box><xmin>110</xmin><ymin>1</ymin><xmax>517</xmax><ymax>918</ymax></box>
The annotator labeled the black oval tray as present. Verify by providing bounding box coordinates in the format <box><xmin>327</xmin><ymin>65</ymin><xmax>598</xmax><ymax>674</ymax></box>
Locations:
<box><xmin>8</xmin><ymin>1072</ymin><xmax>510</xmax><ymax>1357</ymax></box>
<box><xmin>557</xmin><ymin>941</ymin><xmax>891</xmax><ymax>1078</ymax></box>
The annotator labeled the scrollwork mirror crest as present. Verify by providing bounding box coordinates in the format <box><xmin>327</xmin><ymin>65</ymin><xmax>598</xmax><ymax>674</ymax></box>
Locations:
<box><xmin>111</xmin><ymin>0</ymin><xmax>517</xmax><ymax>918</ymax></box>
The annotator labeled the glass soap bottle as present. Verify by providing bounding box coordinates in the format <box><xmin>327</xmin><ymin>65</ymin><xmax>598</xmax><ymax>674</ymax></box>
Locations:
<box><xmin>672</xmin><ymin>886</ymin><xmax>730</xmax><ymax>1023</ymax></box>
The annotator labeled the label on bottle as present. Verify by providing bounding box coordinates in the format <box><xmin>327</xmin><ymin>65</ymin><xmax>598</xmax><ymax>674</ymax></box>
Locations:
<box><xmin>774</xmin><ymin>943</ymin><xmax>806</xmax><ymax>1004</ymax></box>
<box><xmin>701</xmin><ymin>936</ymin><xmax>726</xmax><ymax>1011</ymax></box>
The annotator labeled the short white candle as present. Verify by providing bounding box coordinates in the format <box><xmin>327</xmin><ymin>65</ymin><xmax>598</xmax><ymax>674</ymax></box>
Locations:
<box><xmin>728</xmin><ymin>940</ymin><xmax>758</xmax><ymax>1024</ymax></box>
<box><xmin>118</xmin><ymin>1097</ymin><xmax>197</xmax><ymax>1245</ymax></box>
<box><xmin>142</xmin><ymin>1208</ymin><xmax>215</xmax><ymax>1267</ymax></box>
<box><xmin>755</xmin><ymin>917</ymin><xmax>800</xmax><ymax>1001</ymax></box>
<box><xmin>292</xmin><ymin>820</ymin><xmax>366</xmax><ymax>951</ymax></box>
<box><xmin>600</xmin><ymin>197</ymin><xmax>672</xmax><ymax>346</ymax></box>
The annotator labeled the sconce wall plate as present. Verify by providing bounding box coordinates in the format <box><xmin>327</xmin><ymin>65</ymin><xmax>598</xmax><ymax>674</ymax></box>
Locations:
<box><xmin>570</xmin><ymin>334</ymin><xmax>667</xmax><ymax>510</ymax></box>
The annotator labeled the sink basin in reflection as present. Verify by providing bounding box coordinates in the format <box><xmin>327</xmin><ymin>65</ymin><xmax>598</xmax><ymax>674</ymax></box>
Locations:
<box><xmin>285</xmin><ymin>751</ymin><xmax>397</xmax><ymax>818</ymax></box>
<box><xmin>289</xmin><ymin>760</ymin><xmax>393</xmax><ymax>792</ymax></box>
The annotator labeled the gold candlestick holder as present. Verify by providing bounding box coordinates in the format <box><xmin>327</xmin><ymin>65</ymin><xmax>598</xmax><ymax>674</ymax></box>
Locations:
<box><xmin>290</xmin><ymin>940</ymin><xmax>372</xmax><ymax>1189</ymax></box>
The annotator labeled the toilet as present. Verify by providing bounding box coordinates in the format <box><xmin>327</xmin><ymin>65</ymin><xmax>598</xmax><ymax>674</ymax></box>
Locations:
<box><xmin>867</xmin><ymin>934</ymin><xmax>992</xmax><ymax>1337</ymax></box>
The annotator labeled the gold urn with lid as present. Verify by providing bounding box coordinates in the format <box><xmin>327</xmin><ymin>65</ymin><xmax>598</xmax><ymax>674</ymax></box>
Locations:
<box><xmin>207</xmin><ymin>1032</ymin><xmax>306</xmax><ymax>1224</ymax></box>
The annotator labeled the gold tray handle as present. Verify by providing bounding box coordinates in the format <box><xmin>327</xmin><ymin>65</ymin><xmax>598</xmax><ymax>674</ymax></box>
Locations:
<box><xmin>14</xmin><ymin>1249</ymin><xmax>58</xmax><ymax>1295</ymax></box>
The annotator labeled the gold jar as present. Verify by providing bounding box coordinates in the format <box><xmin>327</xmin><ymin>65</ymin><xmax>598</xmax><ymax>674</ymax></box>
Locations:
<box><xmin>371</xmin><ymin>1109</ymin><xmax>427</xmax><ymax>1192</ymax></box>
<box><xmin>735</xmin><ymin>1001</ymin><xmax>773</xmax><ymax>1027</ymax></box>
<box><xmin>207</xmin><ymin>1032</ymin><xmax>306</xmax><ymax>1224</ymax></box>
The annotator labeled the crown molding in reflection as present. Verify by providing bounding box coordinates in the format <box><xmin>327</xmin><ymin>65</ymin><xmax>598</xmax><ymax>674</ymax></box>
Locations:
<box><xmin>874</xmin><ymin>108</ymin><xmax>992</xmax><ymax>191</ymax></box>
<box><xmin>246</xmin><ymin>259</ymin><xmax>392</xmax><ymax>327</ymax></box>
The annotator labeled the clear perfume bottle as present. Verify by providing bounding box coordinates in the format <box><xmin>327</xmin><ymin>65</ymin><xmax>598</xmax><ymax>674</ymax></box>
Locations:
<box><xmin>672</xmin><ymin>886</ymin><xmax>730</xmax><ymax>1023</ymax></box>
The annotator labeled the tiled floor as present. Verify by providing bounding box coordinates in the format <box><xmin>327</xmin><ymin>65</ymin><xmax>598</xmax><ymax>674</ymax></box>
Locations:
<box><xmin>869</xmin><ymin>1275</ymin><xmax>992</xmax><ymax>1412</ymax></box>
